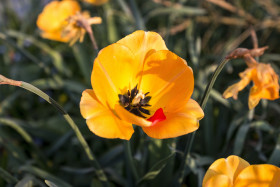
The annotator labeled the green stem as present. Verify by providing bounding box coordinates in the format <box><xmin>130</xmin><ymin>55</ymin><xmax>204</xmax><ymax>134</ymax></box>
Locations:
<box><xmin>124</xmin><ymin>141</ymin><xmax>139</xmax><ymax>183</ymax></box>
<box><xmin>179</xmin><ymin>58</ymin><xmax>230</xmax><ymax>183</ymax></box>
<box><xmin>200</xmin><ymin>58</ymin><xmax>230</xmax><ymax>110</ymax></box>
<box><xmin>0</xmin><ymin>76</ymin><xmax>109</xmax><ymax>186</ymax></box>
<box><xmin>20</xmin><ymin>82</ymin><xmax>109</xmax><ymax>186</ymax></box>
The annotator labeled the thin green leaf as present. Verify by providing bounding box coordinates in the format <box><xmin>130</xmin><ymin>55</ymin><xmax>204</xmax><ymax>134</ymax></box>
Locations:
<box><xmin>72</xmin><ymin>45</ymin><xmax>92</xmax><ymax>85</ymax></box>
<box><xmin>268</xmin><ymin>134</ymin><xmax>280</xmax><ymax>165</ymax></box>
<box><xmin>6</xmin><ymin>30</ymin><xmax>71</xmax><ymax>76</ymax></box>
<box><xmin>15</xmin><ymin>175</ymin><xmax>34</xmax><ymax>187</ymax></box>
<box><xmin>0</xmin><ymin>118</ymin><xmax>33</xmax><ymax>143</ymax></box>
<box><xmin>45</xmin><ymin>180</ymin><xmax>59</xmax><ymax>187</ymax></box>
<box><xmin>233</xmin><ymin>123</ymin><xmax>250</xmax><ymax>155</ymax></box>
<box><xmin>250</xmin><ymin>120</ymin><xmax>274</xmax><ymax>133</ymax></box>
<box><xmin>145</xmin><ymin>7</ymin><xmax>206</xmax><ymax>22</ymax></box>
<box><xmin>19</xmin><ymin>166</ymin><xmax>72</xmax><ymax>187</ymax></box>
<box><xmin>0</xmin><ymin>167</ymin><xmax>18</xmax><ymax>184</ymax></box>
<box><xmin>137</xmin><ymin>153</ymin><xmax>175</xmax><ymax>184</ymax></box>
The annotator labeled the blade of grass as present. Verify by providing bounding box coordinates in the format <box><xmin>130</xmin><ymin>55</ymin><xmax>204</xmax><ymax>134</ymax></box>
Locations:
<box><xmin>0</xmin><ymin>167</ymin><xmax>18</xmax><ymax>184</ymax></box>
<box><xmin>6</xmin><ymin>30</ymin><xmax>71</xmax><ymax>76</ymax></box>
<box><xmin>137</xmin><ymin>152</ymin><xmax>174</xmax><ymax>185</ymax></box>
<box><xmin>145</xmin><ymin>7</ymin><xmax>206</xmax><ymax>23</ymax></box>
<box><xmin>72</xmin><ymin>44</ymin><xmax>91</xmax><ymax>86</ymax></box>
<box><xmin>19</xmin><ymin>166</ymin><xmax>71</xmax><ymax>187</ymax></box>
<box><xmin>268</xmin><ymin>134</ymin><xmax>280</xmax><ymax>165</ymax></box>
<box><xmin>0</xmin><ymin>75</ymin><xmax>109</xmax><ymax>186</ymax></box>
<box><xmin>0</xmin><ymin>32</ymin><xmax>51</xmax><ymax>75</ymax></box>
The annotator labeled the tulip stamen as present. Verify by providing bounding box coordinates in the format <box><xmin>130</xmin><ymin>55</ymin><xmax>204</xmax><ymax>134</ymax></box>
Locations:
<box><xmin>118</xmin><ymin>85</ymin><xmax>151</xmax><ymax>118</ymax></box>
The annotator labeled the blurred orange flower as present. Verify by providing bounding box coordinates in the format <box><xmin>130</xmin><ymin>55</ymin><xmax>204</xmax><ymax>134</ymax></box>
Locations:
<box><xmin>37</xmin><ymin>0</ymin><xmax>81</xmax><ymax>42</ymax></box>
<box><xmin>203</xmin><ymin>155</ymin><xmax>280</xmax><ymax>187</ymax></box>
<box><xmin>37</xmin><ymin>0</ymin><xmax>102</xmax><ymax>45</ymax></box>
<box><xmin>83</xmin><ymin>0</ymin><xmax>108</xmax><ymax>5</ymax></box>
<box><xmin>62</xmin><ymin>11</ymin><xmax>102</xmax><ymax>46</ymax></box>
<box><xmin>223</xmin><ymin>62</ymin><xmax>279</xmax><ymax>109</ymax></box>
<box><xmin>80</xmin><ymin>30</ymin><xmax>204</xmax><ymax>140</ymax></box>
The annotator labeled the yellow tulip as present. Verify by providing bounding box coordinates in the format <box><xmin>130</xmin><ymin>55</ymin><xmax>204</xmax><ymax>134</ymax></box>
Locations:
<box><xmin>203</xmin><ymin>155</ymin><xmax>280</xmax><ymax>187</ymax></box>
<box><xmin>37</xmin><ymin>0</ymin><xmax>102</xmax><ymax>45</ymax></box>
<box><xmin>80</xmin><ymin>30</ymin><xmax>204</xmax><ymax>140</ymax></box>
<box><xmin>37</xmin><ymin>0</ymin><xmax>81</xmax><ymax>42</ymax></box>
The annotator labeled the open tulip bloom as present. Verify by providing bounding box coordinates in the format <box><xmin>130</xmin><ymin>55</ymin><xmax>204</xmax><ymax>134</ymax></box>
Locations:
<box><xmin>203</xmin><ymin>155</ymin><xmax>280</xmax><ymax>187</ymax></box>
<box><xmin>80</xmin><ymin>30</ymin><xmax>204</xmax><ymax>140</ymax></box>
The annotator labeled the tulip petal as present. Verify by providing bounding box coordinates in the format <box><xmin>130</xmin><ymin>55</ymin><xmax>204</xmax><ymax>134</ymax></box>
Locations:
<box><xmin>139</xmin><ymin>50</ymin><xmax>194</xmax><ymax>113</ymax></box>
<box><xmin>223</xmin><ymin>68</ymin><xmax>253</xmax><ymax>100</ymax></box>
<box><xmin>80</xmin><ymin>89</ymin><xmax>134</xmax><ymax>140</ymax></box>
<box><xmin>202</xmin><ymin>155</ymin><xmax>250</xmax><ymax>187</ymax></box>
<box><xmin>92</xmin><ymin>43</ymin><xmax>139</xmax><ymax>110</ymax></box>
<box><xmin>41</xmin><ymin>30</ymin><xmax>69</xmax><ymax>42</ymax></box>
<box><xmin>204</xmin><ymin>175</ymin><xmax>232</xmax><ymax>187</ymax></box>
<box><xmin>115</xmin><ymin>104</ymin><xmax>152</xmax><ymax>127</ymax></box>
<box><xmin>248</xmin><ymin>86</ymin><xmax>261</xmax><ymax>109</ymax></box>
<box><xmin>117</xmin><ymin>31</ymin><xmax>168</xmax><ymax>70</ymax></box>
<box><xmin>234</xmin><ymin>164</ymin><xmax>280</xmax><ymax>187</ymax></box>
<box><xmin>142</xmin><ymin>99</ymin><xmax>204</xmax><ymax>139</ymax></box>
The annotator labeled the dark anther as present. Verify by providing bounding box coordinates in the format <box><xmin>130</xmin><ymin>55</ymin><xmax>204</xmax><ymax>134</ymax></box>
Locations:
<box><xmin>130</xmin><ymin>84</ymin><xmax>138</xmax><ymax>97</ymax></box>
<box><xmin>139</xmin><ymin>107</ymin><xmax>150</xmax><ymax>115</ymax></box>
<box><xmin>140</xmin><ymin>96</ymin><xmax>151</xmax><ymax>105</ymax></box>
<box><xmin>130</xmin><ymin>108</ymin><xmax>146</xmax><ymax>118</ymax></box>
<box><xmin>118</xmin><ymin>94</ymin><xmax>129</xmax><ymax>107</ymax></box>
<box><xmin>118</xmin><ymin>85</ymin><xmax>152</xmax><ymax>118</ymax></box>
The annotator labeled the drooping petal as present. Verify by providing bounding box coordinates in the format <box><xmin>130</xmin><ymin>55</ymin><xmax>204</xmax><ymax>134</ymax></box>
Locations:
<box><xmin>223</xmin><ymin>68</ymin><xmax>254</xmax><ymax>100</ymax></box>
<box><xmin>80</xmin><ymin>89</ymin><xmax>134</xmax><ymax>140</ymax></box>
<box><xmin>117</xmin><ymin>30</ymin><xmax>168</xmax><ymax>72</ymax></box>
<box><xmin>142</xmin><ymin>99</ymin><xmax>204</xmax><ymax>139</ymax></box>
<box><xmin>92</xmin><ymin>43</ymin><xmax>139</xmax><ymax>110</ymax></box>
<box><xmin>202</xmin><ymin>155</ymin><xmax>250</xmax><ymax>187</ymax></box>
<box><xmin>203</xmin><ymin>175</ymin><xmax>232</xmax><ymax>187</ymax></box>
<box><xmin>234</xmin><ymin>164</ymin><xmax>280</xmax><ymax>187</ymax></box>
<box><xmin>139</xmin><ymin>50</ymin><xmax>194</xmax><ymax>113</ymax></box>
<box><xmin>250</xmin><ymin>63</ymin><xmax>280</xmax><ymax>100</ymax></box>
<box><xmin>248</xmin><ymin>86</ymin><xmax>262</xmax><ymax>109</ymax></box>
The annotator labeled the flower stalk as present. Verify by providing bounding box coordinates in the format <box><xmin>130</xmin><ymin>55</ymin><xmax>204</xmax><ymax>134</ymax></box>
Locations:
<box><xmin>179</xmin><ymin>45</ymin><xmax>271</xmax><ymax>183</ymax></box>
<box><xmin>0</xmin><ymin>74</ymin><xmax>109</xmax><ymax>186</ymax></box>
<box><xmin>178</xmin><ymin>57</ymin><xmax>230</xmax><ymax>184</ymax></box>
<box><xmin>124</xmin><ymin>141</ymin><xmax>139</xmax><ymax>182</ymax></box>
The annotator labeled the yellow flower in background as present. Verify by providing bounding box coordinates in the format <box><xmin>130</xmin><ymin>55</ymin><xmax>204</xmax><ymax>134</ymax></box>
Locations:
<box><xmin>83</xmin><ymin>0</ymin><xmax>108</xmax><ymax>5</ymax></box>
<box><xmin>37</xmin><ymin>0</ymin><xmax>81</xmax><ymax>42</ymax></box>
<box><xmin>223</xmin><ymin>62</ymin><xmax>279</xmax><ymax>109</ymax></box>
<box><xmin>203</xmin><ymin>155</ymin><xmax>280</xmax><ymax>187</ymax></box>
<box><xmin>80</xmin><ymin>30</ymin><xmax>204</xmax><ymax>140</ymax></box>
<box><xmin>37</xmin><ymin>0</ymin><xmax>102</xmax><ymax>45</ymax></box>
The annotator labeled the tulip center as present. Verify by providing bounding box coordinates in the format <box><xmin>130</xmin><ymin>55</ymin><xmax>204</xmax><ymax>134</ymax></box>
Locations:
<box><xmin>118</xmin><ymin>85</ymin><xmax>151</xmax><ymax>118</ymax></box>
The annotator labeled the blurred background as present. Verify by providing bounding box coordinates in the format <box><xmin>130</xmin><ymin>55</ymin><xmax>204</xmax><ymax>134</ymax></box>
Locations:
<box><xmin>0</xmin><ymin>0</ymin><xmax>280</xmax><ymax>186</ymax></box>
